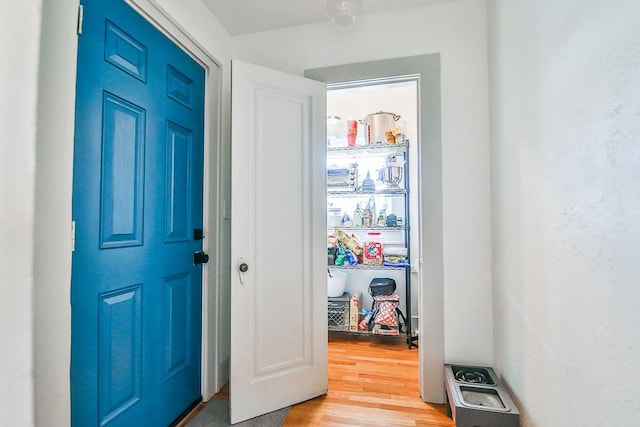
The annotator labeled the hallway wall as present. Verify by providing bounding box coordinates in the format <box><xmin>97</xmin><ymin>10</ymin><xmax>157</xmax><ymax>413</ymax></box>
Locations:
<box><xmin>0</xmin><ymin>1</ymin><xmax>42</xmax><ymax>426</ymax></box>
<box><xmin>488</xmin><ymin>1</ymin><xmax>640</xmax><ymax>425</ymax></box>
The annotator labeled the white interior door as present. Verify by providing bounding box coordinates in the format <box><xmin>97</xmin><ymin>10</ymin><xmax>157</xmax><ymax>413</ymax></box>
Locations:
<box><xmin>230</xmin><ymin>60</ymin><xmax>327</xmax><ymax>424</ymax></box>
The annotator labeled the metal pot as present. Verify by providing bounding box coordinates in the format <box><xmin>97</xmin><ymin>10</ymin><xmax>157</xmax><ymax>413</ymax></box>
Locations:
<box><xmin>360</xmin><ymin>111</ymin><xmax>401</xmax><ymax>145</ymax></box>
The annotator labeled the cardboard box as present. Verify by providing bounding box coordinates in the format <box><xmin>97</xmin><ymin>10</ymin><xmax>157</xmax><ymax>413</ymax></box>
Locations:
<box><xmin>349</xmin><ymin>291</ymin><xmax>361</xmax><ymax>331</ymax></box>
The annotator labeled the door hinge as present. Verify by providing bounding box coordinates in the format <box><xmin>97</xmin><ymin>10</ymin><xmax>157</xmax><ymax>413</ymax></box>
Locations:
<box><xmin>77</xmin><ymin>5</ymin><xmax>84</xmax><ymax>35</ymax></box>
<box><xmin>71</xmin><ymin>220</ymin><xmax>76</xmax><ymax>252</ymax></box>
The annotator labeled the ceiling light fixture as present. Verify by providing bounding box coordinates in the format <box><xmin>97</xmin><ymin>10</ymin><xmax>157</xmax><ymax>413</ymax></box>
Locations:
<box><xmin>327</xmin><ymin>0</ymin><xmax>362</xmax><ymax>27</ymax></box>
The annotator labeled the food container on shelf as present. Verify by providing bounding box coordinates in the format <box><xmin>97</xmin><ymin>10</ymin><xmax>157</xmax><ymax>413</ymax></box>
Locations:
<box><xmin>362</xmin><ymin>241</ymin><xmax>383</xmax><ymax>265</ymax></box>
<box><xmin>328</xmin><ymin>207</ymin><xmax>342</xmax><ymax>227</ymax></box>
<box><xmin>327</xmin><ymin>115</ymin><xmax>345</xmax><ymax>145</ymax></box>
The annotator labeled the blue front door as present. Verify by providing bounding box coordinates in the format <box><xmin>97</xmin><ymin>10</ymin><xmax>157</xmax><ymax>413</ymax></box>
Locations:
<box><xmin>71</xmin><ymin>1</ymin><xmax>205</xmax><ymax>425</ymax></box>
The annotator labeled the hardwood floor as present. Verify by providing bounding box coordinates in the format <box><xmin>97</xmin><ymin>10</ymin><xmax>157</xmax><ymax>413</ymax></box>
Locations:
<box><xmin>283</xmin><ymin>333</ymin><xmax>454</xmax><ymax>427</ymax></box>
<box><xmin>182</xmin><ymin>334</ymin><xmax>454</xmax><ymax>426</ymax></box>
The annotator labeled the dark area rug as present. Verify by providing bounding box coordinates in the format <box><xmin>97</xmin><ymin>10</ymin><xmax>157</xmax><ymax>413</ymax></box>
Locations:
<box><xmin>185</xmin><ymin>400</ymin><xmax>289</xmax><ymax>427</ymax></box>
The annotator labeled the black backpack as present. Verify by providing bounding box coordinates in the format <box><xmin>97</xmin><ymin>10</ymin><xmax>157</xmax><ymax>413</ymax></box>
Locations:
<box><xmin>369</xmin><ymin>278</ymin><xmax>396</xmax><ymax>296</ymax></box>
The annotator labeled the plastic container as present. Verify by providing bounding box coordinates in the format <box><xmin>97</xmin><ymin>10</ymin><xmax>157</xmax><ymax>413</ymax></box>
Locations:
<box><xmin>327</xmin><ymin>269</ymin><xmax>348</xmax><ymax>297</ymax></box>
<box><xmin>328</xmin><ymin>207</ymin><xmax>342</xmax><ymax>228</ymax></box>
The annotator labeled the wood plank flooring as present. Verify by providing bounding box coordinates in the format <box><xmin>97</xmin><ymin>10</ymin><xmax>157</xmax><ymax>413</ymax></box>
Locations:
<box><xmin>182</xmin><ymin>334</ymin><xmax>454</xmax><ymax>426</ymax></box>
<box><xmin>282</xmin><ymin>333</ymin><xmax>454</xmax><ymax>426</ymax></box>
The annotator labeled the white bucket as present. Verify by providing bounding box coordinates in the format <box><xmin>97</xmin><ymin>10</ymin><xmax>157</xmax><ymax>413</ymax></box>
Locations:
<box><xmin>327</xmin><ymin>269</ymin><xmax>348</xmax><ymax>297</ymax></box>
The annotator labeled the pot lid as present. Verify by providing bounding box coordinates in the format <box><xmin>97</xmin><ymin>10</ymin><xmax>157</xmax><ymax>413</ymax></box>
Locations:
<box><xmin>367</xmin><ymin>111</ymin><xmax>396</xmax><ymax>116</ymax></box>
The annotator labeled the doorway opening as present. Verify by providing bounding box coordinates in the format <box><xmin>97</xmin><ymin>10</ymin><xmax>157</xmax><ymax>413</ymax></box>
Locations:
<box><xmin>325</xmin><ymin>75</ymin><xmax>422</xmax><ymax>387</ymax></box>
<box><xmin>306</xmin><ymin>53</ymin><xmax>444</xmax><ymax>403</ymax></box>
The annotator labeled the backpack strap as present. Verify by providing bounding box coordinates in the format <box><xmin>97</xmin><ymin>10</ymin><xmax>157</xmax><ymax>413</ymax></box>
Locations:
<box><xmin>395</xmin><ymin>307</ymin><xmax>407</xmax><ymax>333</ymax></box>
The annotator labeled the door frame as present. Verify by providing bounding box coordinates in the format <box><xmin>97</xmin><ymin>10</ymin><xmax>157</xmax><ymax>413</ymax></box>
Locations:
<box><xmin>124</xmin><ymin>0</ymin><xmax>224</xmax><ymax>399</ymax></box>
<box><xmin>306</xmin><ymin>53</ymin><xmax>445</xmax><ymax>403</ymax></box>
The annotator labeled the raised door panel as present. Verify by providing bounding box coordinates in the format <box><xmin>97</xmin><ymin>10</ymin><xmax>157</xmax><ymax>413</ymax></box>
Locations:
<box><xmin>104</xmin><ymin>20</ymin><xmax>148</xmax><ymax>82</ymax></box>
<box><xmin>100</xmin><ymin>93</ymin><xmax>145</xmax><ymax>249</ymax></box>
<box><xmin>252</xmin><ymin>89</ymin><xmax>311</xmax><ymax>374</ymax></box>
<box><xmin>163</xmin><ymin>272</ymin><xmax>191</xmax><ymax>379</ymax></box>
<box><xmin>164</xmin><ymin>122</ymin><xmax>193</xmax><ymax>243</ymax></box>
<box><xmin>98</xmin><ymin>285</ymin><xmax>142</xmax><ymax>426</ymax></box>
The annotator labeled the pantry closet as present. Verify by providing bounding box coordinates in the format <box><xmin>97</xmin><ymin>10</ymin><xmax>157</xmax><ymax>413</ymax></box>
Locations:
<box><xmin>325</xmin><ymin>78</ymin><xmax>420</xmax><ymax>347</ymax></box>
<box><xmin>306</xmin><ymin>52</ymin><xmax>444</xmax><ymax>403</ymax></box>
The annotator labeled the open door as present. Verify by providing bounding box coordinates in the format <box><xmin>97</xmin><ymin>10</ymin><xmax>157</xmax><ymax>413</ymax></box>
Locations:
<box><xmin>230</xmin><ymin>60</ymin><xmax>327</xmax><ymax>423</ymax></box>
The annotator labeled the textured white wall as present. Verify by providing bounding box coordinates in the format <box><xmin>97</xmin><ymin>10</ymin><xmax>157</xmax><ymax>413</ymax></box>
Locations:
<box><xmin>232</xmin><ymin>0</ymin><xmax>493</xmax><ymax>366</ymax></box>
<box><xmin>488</xmin><ymin>1</ymin><xmax>640</xmax><ymax>426</ymax></box>
<box><xmin>0</xmin><ymin>1</ymin><xmax>41</xmax><ymax>426</ymax></box>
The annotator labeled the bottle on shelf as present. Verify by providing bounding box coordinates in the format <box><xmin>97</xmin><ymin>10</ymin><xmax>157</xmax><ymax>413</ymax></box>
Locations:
<box><xmin>353</xmin><ymin>203</ymin><xmax>363</xmax><ymax>227</ymax></box>
<box><xmin>347</xmin><ymin>119</ymin><xmax>357</xmax><ymax>147</ymax></box>
<box><xmin>366</xmin><ymin>197</ymin><xmax>376</xmax><ymax>225</ymax></box>
<box><xmin>362</xmin><ymin>205</ymin><xmax>372</xmax><ymax>227</ymax></box>
<box><xmin>342</xmin><ymin>212</ymin><xmax>352</xmax><ymax>227</ymax></box>
<box><xmin>377</xmin><ymin>204</ymin><xmax>387</xmax><ymax>227</ymax></box>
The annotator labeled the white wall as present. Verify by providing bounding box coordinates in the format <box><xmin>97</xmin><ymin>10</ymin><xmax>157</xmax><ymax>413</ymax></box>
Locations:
<box><xmin>232</xmin><ymin>0</ymin><xmax>493</xmax><ymax>365</ymax></box>
<box><xmin>33</xmin><ymin>2</ymin><xmax>77</xmax><ymax>425</ymax></box>
<box><xmin>29</xmin><ymin>1</ymin><xmax>232</xmax><ymax>425</ymax></box>
<box><xmin>488</xmin><ymin>1</ymin><xmax>640</xmax><ymax>426</ymax></box>
<box><xmin>0</xmin><ymin>1</ymin><xmax>42</xmax><ymax>426</ymax></box>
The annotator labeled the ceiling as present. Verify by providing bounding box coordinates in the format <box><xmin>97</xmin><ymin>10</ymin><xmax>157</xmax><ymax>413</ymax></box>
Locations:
<box><xmin>200</xmin><ymin>0</ymin><xmax>455</xmax><ymax>35</ymax></box>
